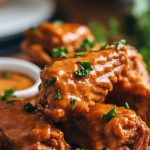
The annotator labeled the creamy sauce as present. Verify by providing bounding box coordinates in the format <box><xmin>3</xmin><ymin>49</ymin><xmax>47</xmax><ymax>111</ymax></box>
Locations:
<box><xmin>39</xmin><ymin>49</ymin><xmax>127</xmax><ymax>121</ymax></box>
<box><xmin>0</xmin><ymin>70</ymin><xmax>34</xmax><ymax>94</ymax></box>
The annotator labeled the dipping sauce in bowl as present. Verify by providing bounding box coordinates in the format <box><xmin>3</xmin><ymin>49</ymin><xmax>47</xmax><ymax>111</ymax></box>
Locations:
<box><xmin>0</xmin><ymin>57</ymin><xmax>41</xmax><ymax>98</ymax></box>
<box><xmin>0</xmin><ymin>70</ymin><xmax>34</xmax><ymax>94</ymax></box>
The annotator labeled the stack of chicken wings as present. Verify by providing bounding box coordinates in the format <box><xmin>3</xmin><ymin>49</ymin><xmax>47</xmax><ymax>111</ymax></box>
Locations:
<box><xmin>0</xmin><ymin>22</ymin><xmax>149</xmax><ymax>150</ymax></box>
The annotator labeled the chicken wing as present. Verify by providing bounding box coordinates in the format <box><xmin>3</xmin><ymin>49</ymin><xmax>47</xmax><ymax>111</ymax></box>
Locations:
<box><xmin>106</xmin><ymin>46</ymin><xmax>150</xmax><ymax>126</ymax></box>
<box><xmin>116</xmin><ymin>46</ymin><xmax>150</xmax><ymax>96</ymax></box>
<box><xmin>106</xmin><ymin>92</ymin><xmax>150</xmax><ymax>126</ymax></box>
<box><xmin>60</xmin><ymin>103</ymin><xmax>150</xmax><ymax>150</ymax></box>
<box><xmin>0</xmin><ymin>101</ymin><xmax>70</xmax><ymax>150</ymax></box>
<box><xmin>21</xmin><ymin>22</ymin><xmax>95</xmax><ymax>66</ymax></box>
<box><xmin>39</xmin><ymin>48</ymin><xmax>127</xmax><ymax>122</ymax></box>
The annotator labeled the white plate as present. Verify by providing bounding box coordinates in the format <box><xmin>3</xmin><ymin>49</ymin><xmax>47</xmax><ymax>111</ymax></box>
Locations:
<box><xmin>0</xmin><ymin>57</ymin><xmax>41</xmax><ymax>98</ymax></box>
<box><xmin>0</xmin><ymin>0</ymin><xmax>56</xmax><ymax>39</ymax></box>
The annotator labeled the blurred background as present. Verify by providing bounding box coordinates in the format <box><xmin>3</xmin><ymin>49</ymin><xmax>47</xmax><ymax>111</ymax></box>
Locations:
<box><xmin>0</xmin><ymin>0</ymin><xmax>150</xmax><ymax>71</ymax></box>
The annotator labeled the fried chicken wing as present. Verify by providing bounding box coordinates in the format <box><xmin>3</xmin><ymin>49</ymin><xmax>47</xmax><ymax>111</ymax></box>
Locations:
<box><xmin>60</xmin><ymin>103</ymin><xmax>150</xmax><ymax>150</ymax></box>
<box><xmin>116</xmin><ymin>46</ymin><xmax>150</xmax><ymax>96</ymax></box>
<box><xmin>0</xmin><ymin>101</ymin><xmax>70</xmax><ymax>150</ymax></box>
<box><xmin>107</xmin><ymin>91</ymin><xmax>150</xmax><ymax>127</ymax></box>
<box><xmin>106</xmin><ymin>46</ymin><xmax>150</xmax><ymax>126</ymax></box>
<box><xmin>39</xmin><ymin>48</ymin><xmax>127</xmax><ymax>122</ymax></box>
<box><xmin>21</xmin><ymin>22</ymin><xmax>95</xmax><ymax>66</ymax></box>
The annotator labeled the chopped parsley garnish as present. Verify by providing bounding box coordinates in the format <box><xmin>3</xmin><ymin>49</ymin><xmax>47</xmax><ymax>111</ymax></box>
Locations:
<box><xmin>80</xmin><ymin>39</ymin><xmax>95</xmax><ymax>51</ymax></box>
<box><xmin>0</xmin><ymin>89</ymin><xmax>15</xmax><ymax>101</ymax></box>
<box><xmin>125</xmin><ymin>102</ymin><xmax>130</xmax><ymax>109</ymax></box>
<box><xmin>30</xmin><ymin>25</ymin><xmax>38</xmax><ymax>31</ymax></box>
<box><xmin>55</xmin><ymin>88</ymin><xmax>62</xmax><ymax>100</ymax></box>
<box><xmin>100</xmin><ymin>42</ymin><xmax>108</xmax><ymax>50</ymax></box>
<box><xmin>49</xmin><ymin>47</ymin><xmax>68</xmax><ymax>59</ymax></box>
<box><xmin>23</xmin><ymin>103</ymin><xmax>37</xmax><ymax>112</ymax></box>
<box><xmin>74</xmin><ymin>61</ymin><xmax>93</xmax><ymax>77</ymax></box>
<box><xmin>53</xmin><ymin>20</ymin><xmax>63</xmax><ymax>25</ymax></box>
<box><xmin>103</xmin><ymin>105</ymin><xmax>117</xmax><ymax>122</ymax></box>
<box><xmin>70</xmin><ymin>99</ymin><xmax>76</xmax><ymax>110</ymax></box>
<box><xmin>1</xmin><ymin>70</ymin><xmax>11</xmax><ymax>78</ymax></box>
<box><xmin>45</xmin><ymin>77</ymin><xmax>57</xmax><ymax>88</ymax></box>
<box><xmin>116</xmin><ymin>39</ymin><xmax>126</xmax><ymax>51</ymax></box>
<box><xmin>74</xmin><ymin>52</ymin><xmax>86</xmax><ymax>57</ymax></box>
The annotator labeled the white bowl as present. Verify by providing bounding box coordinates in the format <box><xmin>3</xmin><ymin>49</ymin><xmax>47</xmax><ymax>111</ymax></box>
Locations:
<box><xmin>0</xmin><ymin>0</ymin><xmax>56</xmax><ymax>40</ymax></box>
<box><xmin>0</xmin><ymin>57</ymin><xmax>41</xmax><ymax>98</ymax></box>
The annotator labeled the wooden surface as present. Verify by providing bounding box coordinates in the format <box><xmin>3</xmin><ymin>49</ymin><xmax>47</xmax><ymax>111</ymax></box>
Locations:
<box><xmin>56</xmin><ymin>0</ymin><xmax>130</xmax><ymax>24</ymax></box>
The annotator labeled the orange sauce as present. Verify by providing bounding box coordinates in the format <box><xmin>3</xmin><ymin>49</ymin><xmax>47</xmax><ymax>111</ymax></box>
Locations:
<box><xmin>0</xmin><ymin>70</ymin><xmax>34</xmax><ymax>94</ymax></box>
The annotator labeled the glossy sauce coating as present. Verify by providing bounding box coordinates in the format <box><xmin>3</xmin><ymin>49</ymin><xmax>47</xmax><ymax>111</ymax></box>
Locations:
<box><xmin>22</xmin><ymin>22</ymin><xmax>94</xmax><ymax>66</ymax></box>
<box><xmin>61</xmin><ymin>103</ymin><xmax>150</xmax><ymax>150</ymax></box>
<box><xmin>39</xmin><ymin>48</ymin><xmax>127</xmax><ymax>121</ymax></box>
<box><xmin>0</xmin><ymin>101</ymin><xmax>70</xmax><ymax>150</ymax></box>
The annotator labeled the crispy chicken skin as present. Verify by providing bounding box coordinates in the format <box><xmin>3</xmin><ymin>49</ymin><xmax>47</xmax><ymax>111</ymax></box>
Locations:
<box><xmin>21</xmin><ymin>22</ymin><xmax>94</xmax><ymax>66</ymax></box>
<box><xmin>39</xmin><ymin>48</ymin><xmax>127</xmax><ymax>122</ymax></box>
<box><xmin>60</xmin><ymin>104</ymin><xmax>150</xmax><ymax>150</ymax></box>
<box><xmin>107</xmin><ymin>94</ymin><xmax>150</xmax><ymax>127</ymax></box>
<box><xmin>106</xmin><ymin>46</ymin><xmax>150</xmax><ymax>126</ymax></box>
<box><xmin>0</xmin><ymin>101</ymin><xmax>70</xmax><ymax>150</ymax></box>
<box><xmin>116</xmin><ymin>46</ymin><xmax>150</xmax><ymax>96</ymax></box>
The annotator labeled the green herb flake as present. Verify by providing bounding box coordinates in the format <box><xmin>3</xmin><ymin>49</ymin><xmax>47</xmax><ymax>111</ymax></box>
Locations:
<box><xmin>70</xmin><ymin>99</ymin><xmax>76</xmax><ymax>110</ymax></box>
<box><xmin>117</xmin><ymin>39</ymin><xmax>126</xmax><ymax>51</ymax></box>
<box><xmin>125</xmin><ymin>102</ymin><xmax>130</xmax><ymax>110</ymax></box>
<box><xmin>74</xmin><ymin>52</ymin><xmax>86</xmax><ymax>57</ymax></box>
<box><xmin>23</xmin><ymin>103</ymin><xmax>37</xmax><ymax>113</ymax></box>
<box><xmin>45</xmin><ymin>77</ymin><xmax>57</xmax><ymax>88</ymax></box>
<box><xmin>50</xmin><ymin>47</ymin><xmax>68</xmax><ymax>59</ymax></box>
<box><xmin>100</xmin><ymin>42</ymin><xmax>108</xmax><ymax>50</ymax></box>
<box><xmin>0</xmin><ymin>89</ymin><xmax>15</xmax><ymax>101</ymax></box>
<box><xmin>55</xmin><ymin>89</ymin><xmax>62</xmax><ymax>100</ymax></box>
<box><xmin>74</xmin><ymin>61</ymin><xmax>93</xmax><ymax>77</ymax></box>
<box><xmin>80</xmin><ymin>39</ymin><xmax>95</xmax><ymax>51</ymax></box>
<box><xmin>53</xmin><ymin>20</ymin><xmax>63</xmax><ymax>25</ymax></box>
<box><xmin>1</xmin><ymin>70</ymin><xmax>11</xmax><ymax>78</ymax></box>
<box><xmin>30</xmin><ymin>25</ymin><xmax>38</xmax><ymax>31</ymax></box>
<box><xmin>103</xmin><ymin>105</ymin><xmax>117</xmax><ymax>122</ymax></box>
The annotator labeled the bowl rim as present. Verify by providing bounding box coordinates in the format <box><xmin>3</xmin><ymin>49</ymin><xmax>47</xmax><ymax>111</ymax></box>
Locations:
<box><xmin>0</xmin><ymin>57</ymin><xmax>41</xmax><ymax>98</ymax></box>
